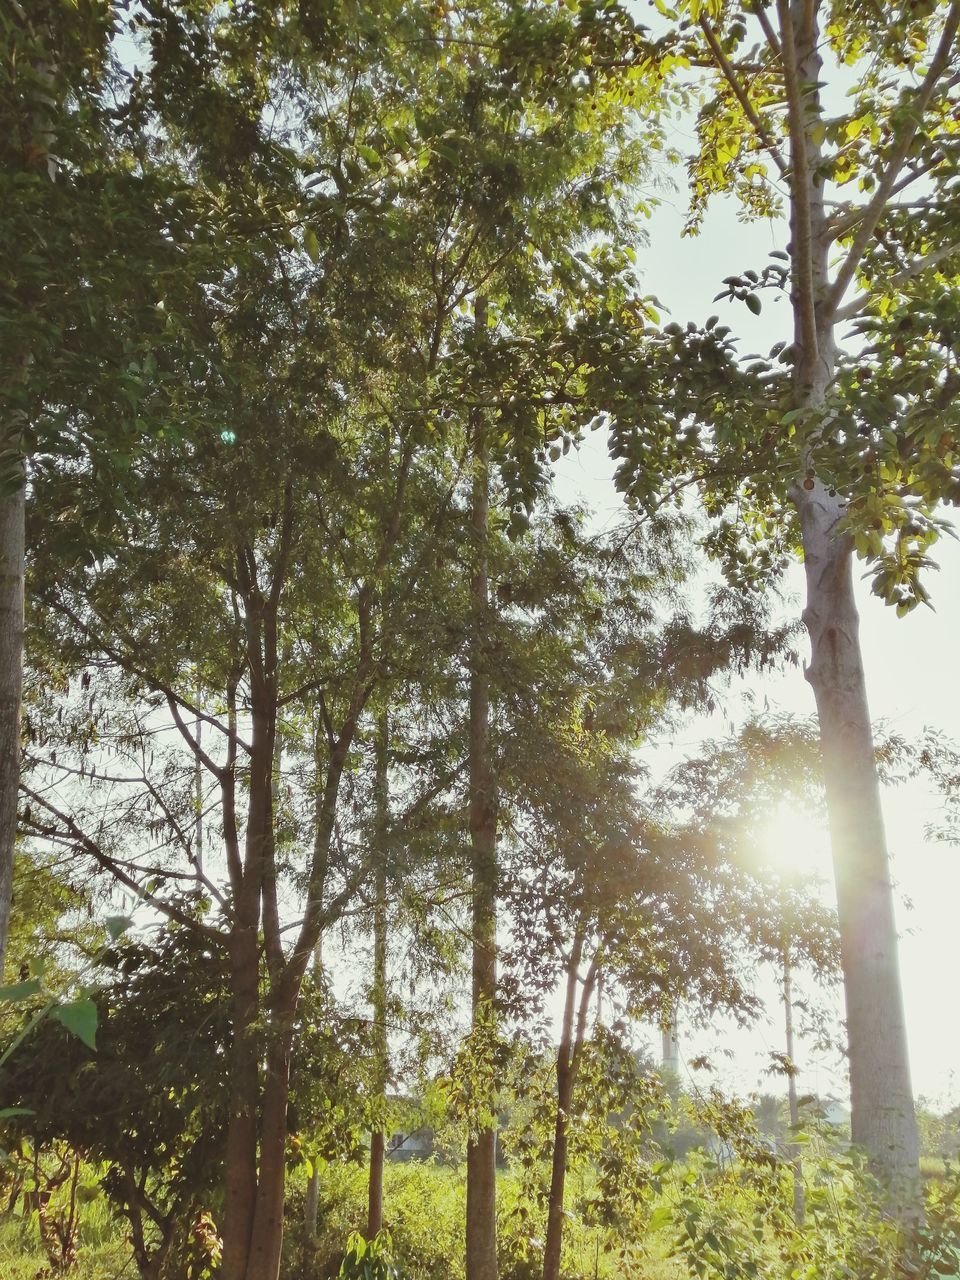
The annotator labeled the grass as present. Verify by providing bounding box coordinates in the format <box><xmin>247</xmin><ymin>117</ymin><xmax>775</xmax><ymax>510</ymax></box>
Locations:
<box><xmin>0</xmin><ymin>1212</ymin><xmax>132</xmax><ymax>1280</ymax></box>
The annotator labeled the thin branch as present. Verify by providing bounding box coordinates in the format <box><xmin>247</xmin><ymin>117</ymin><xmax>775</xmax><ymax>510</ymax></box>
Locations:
<box><xmin>699</xmin><ymin>16</ymin><xmax>789</xmax><ymax>178</ymax></box>
<box><xmin>755</xmin><ymin>6</ymin><xmax>782</xmax><ymax>60</ymax></box>
<box><xmin>20</xmin><ymin>785</ymin><xmax>222</xmax><ymax>941</ymax></box>
<box><xmin>835</xmin><ymin>240</ymin><xmax>960</xmax><ymax>321</ymax></box>
<box><xmin>828</xmin><ymin>0</ymin><xmax>960</xmax><ymax>311</ymax></box>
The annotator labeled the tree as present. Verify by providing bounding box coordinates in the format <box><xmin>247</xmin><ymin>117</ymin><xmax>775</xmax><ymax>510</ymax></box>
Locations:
<box><xmin>0</xmin><ymin>0</ymin><xmax>193</xmax><ymax>976</ymax></box>
<box><xmin>19</xmin><ymin>6</ymin><xmax>660</xmax><ymax>1277</ymax></box>
<box><xmin>490</xmin><ymin>513</ymin><xmax>801</xmax><ymax>1280</ymax></box>
<box><xmin>607</xmin><ymin>0</ymin><xmax>960</xmax><ymax>1188</ymax></box>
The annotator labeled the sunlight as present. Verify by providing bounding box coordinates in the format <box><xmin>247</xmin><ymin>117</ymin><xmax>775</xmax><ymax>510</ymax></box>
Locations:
<box><xmin>754</xmin><ymin>802</ymin><xmax>831</xmax><ymax>881</ymax></box>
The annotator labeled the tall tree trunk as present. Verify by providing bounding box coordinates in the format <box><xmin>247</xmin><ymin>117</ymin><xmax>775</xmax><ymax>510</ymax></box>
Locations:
<box><xmin>223</xmin><ymin>640</ymin><xmax>278</xmax><ymax>1280</ymax></box>
<box><xmin>466</xmin><ymin>296</ymin><xmax>498</xmax><ymax>1280</ymax></box>
<box><xmin>367</xmin><ymin>710</ymin><xmax>389</xmax><ymax>1240</ymax></box>
<box><xmin>783</xmin><ymin>0</ymin><xmax>918</xmax><ymax>1185</ymax></box>
<box><xmin>303</xmin><ymin>717</ymin><xmax>332</xmax><ymax>1248</ymax></box>
<box><xmin>542</xmin><ymin>933</ymin><xmax>583</xmax><ymax>1280</ymax></box>
<box><xmin>542</xmin><ymin>938</ymin><xmax>598</xmax><ymax>1280</ymax></box>
<box><xmin>0</xmin><ymin>472</ymin><xmax>24</xmax><ymax>977</ymax></box>
<box><xmin>799</xmin><ymin>500</ymin><xmax>917</xmax><ymax>1177</ymax></box>
<box><xmin>245</xmin><ymin>1009</ymin><xmax>296</xmax><ymax>1280</ymax></box>
<box><xmin>222</xmin><ymin>925</ymin><xmax>261</xmax><ymax>1280</ymax></box>
<box><xmin>303</xmin><ymin>1168</ymin><xmax>320</xmax><ymax>1245</ymax></box>
<box><xmin>782</xmin><ymin>939</ymin><xmax>804</xmax><ymax>1225</ymax></box>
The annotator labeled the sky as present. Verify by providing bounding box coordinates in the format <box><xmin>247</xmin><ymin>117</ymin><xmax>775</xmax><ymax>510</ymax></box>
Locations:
<box><xmin>554</xmin><ymin>180</ymin><xmax>960</xmax><ymax>1113</ymax></box>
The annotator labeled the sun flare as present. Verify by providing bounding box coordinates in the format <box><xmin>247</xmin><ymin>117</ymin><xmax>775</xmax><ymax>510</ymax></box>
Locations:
<box><xmin>755</xmin><ymin>802</ymin><xmax>831</xmax><ymax>880</ymax></box>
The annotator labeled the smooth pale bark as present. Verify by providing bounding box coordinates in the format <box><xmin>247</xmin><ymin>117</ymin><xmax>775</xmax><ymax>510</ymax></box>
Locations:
<box><xmin>782</xmin><ymin>0</ymin><xmax>919</xmax><ymax>1186</ymax></box>
<box><xmin>798</xmin><ymin>491</ymin><xmax>918</xmax><ymax>1176</ymax></box>
<box><xmin>466</xmin><ymin>297</ymin><xmax>498</xmax><ymax>1280</ymax></box>
<box><xmin>0</xmin><ymin>473</ymin><xmax>24</xmax><ymax>977</ymax></box>
<box><xmin>303</xmin><ymin>1168</ymin><xmax>320</xmax><ymax>1243</ymax></box>
<box><xmin>367</xmin><ymin>712</ymin><xmax>389</xmax><ymax>1240</ymax></box>
<box><xmin>782</xmin><ymin>942</ymin><xmax>804</xmax><ymax>1225</ymax></box>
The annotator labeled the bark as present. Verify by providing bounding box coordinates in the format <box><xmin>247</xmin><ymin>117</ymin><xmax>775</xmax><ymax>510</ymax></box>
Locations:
<box><xmin>367</xmin><ymin>711</ymin><xmax>389</xmax><ymax>1240</ymax></box>
<box><xmin>466</xmin><ymin>297</ymin><xmax>498</xmax><ymax>1280</ymax></box>
<box><xmin>542</xmin><ymin>934</ymin><xmax>582</xmax><ymax>1280</ymax></box>
<box><xmin>542</xmin><ymin>938</ymin><xmax>598</xmax><ymax>1280</ymax></box>
<box><xmin>303</xmin><ymin>1168</ymin><xmax>320</xmax><ymax>1243</ymax></box>
<box><xmin>0</xmin><ymin>472</ymin><xmax>24</xmax><ymax>977</ymax></box>
<box><xmin>221</xmin><ymin>925</ymin><xmax>261</xmax><ymax>1280</ymax></box>
<box><xmin>782</xmin><ymin>0</ymin><xmax>919</xmax><ymax>1187</ymax></box>
<box><xmin>245</xmin><ymin>1010</ymin><xmax>295</xmax><ymax>1280</ymax></box>
<box><xmin>798</xmin><ymin>492</ymin><xmax>918</xmax><ymax>1178</ymax></box>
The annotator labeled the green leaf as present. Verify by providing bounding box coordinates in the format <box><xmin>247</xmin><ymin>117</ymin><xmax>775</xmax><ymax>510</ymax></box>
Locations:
<box><xmin>51</xmin><ymin>999</ymin><xmax>98</xmax><ymax>1049</ymax></box>
<box><xmin>304</xmin><ymin>225</ymin><xmax>320</xmax><ymax>263</ymax></box>
<box><xmin>105</xmin><ymin>914</ymin><xmax>133</xmax><ymax>941</ymax></box>
<box><xmin>0</xmin><ymin>979</ymin><xmax>42</xmax><ymax>1002</ymax></box>
<box><xmin>745</xmin><ymin>293</ymin><xmax>762</xmax><ymax>315</ymax></box>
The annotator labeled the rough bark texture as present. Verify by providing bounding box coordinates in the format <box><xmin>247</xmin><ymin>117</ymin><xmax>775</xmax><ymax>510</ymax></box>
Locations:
<box><xmin>466</xmin><ymin>297</ymin><xmax>499</xmax><ymax>1280</ymax></box>
<box><xmin>245</xmin><ymin>1014</ymin><xmax>295</xmax><ymax>1280</ymax></box>
<box><xmin>0</xmin><ymin>474</ymin><xmax>24</xmax><ymax>977</ymax></box>
<box><xmin>782</xmin><ymin>0</ymin><xmax>919</xmax><ymax>1187</ymax></box>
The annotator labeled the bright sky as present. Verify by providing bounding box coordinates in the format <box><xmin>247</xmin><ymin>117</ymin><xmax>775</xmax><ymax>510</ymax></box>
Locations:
<box><xmin>555</xmin><ymin>182</ymin><xmax>960</xmax><ymax>1114</ymax></box>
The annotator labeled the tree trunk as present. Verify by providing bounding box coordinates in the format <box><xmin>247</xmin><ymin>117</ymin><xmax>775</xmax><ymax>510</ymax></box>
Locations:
<box><xmin>0</xmin><ymin>473</ymin><xmax>24</xmax><ymax>977</ymax></box>
<box><xmin>466</xmin><ymin>296</ymin><xmax>498</xmax><ymax>1280</ymax></box>
<box><xmin>782</xmin><ymin>0</ymin><xmax>918</xmax><ymax>1187</ymax></box>
<box><xmin>221</xmin><ymin>926</ymin><xmax>261</xmax><ymax>1280</ymax></box>
<box><xmin>367</xmin><ymin>710</ymin><xmax>389</xmax><ymax>1241</ymax></box>
<box><xmin>798</xmin><ymin>494</ymin><xmax>918</xmax><ymax>1178</ymax></box>
<box><xmin>542</xmin><ymin>935</ymin><xmax>583</xmax><ymax>1280</ymax></box>
<box><xmin>303</xmin><ymin>1167</ymin><xmax>319</xmax><ymax>1244</ymax></box>
<box><xmin>245</xmin><ymin>1011</ymin><xmax>295</xmax><ymax>1280</ymax></box>
<box><xmin>543</xmin><ymin>940</ymin><xmax>598</xmax><ymax>1280</ymax></box>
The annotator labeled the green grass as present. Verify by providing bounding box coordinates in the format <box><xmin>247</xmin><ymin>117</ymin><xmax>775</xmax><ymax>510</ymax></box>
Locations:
<box><xmin>0</xmin><ymin>1212</ymin><xmax>132</xmax><ymax>1280</ymax></box>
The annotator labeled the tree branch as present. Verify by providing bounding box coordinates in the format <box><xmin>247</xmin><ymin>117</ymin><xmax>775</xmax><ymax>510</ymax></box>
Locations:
<box><xmin>20</xmin><ymin>785</ymin><xmax>222</xmax><ymax>941</ymax></box>
<box><xmin>699</xmin><ymin>16</ymin><xmax>789</xmax><ymax>178</ymax></box>
<box><xmin>828</xmin><ymin>0</ymin><xmax>960</xmax><ymax>311</ymax></box>
<box><xmin>835</xmin><ymin>240</ymin><xmax>960</xmax><ymax>321</ymax></box>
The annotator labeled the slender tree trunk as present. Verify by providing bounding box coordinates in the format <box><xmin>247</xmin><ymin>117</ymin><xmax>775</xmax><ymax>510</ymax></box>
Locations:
<box><xmin>781</xmin><ymin>939</ymin><xmax>804</xmax><ymax>1225</ymax></box>
<box><xmin>367</xmin><ymin>710</ymin><xmax>389</xmax><ymax>1240</ymax></box>
<box><xmin>303</xmin><ymin>719</ymin><xmax>331</xmax><ymax>1248</ymax></box>
<box><xmin>783</xmin><ymin>0</ymin><xmax>918</xmax><ymax>1186</ymax></box>
<box><xmin>222</xmin><ymin>926</ymin><xmax>261</xmax><ymax>1280</ymax></box>
<box><xmin>542</xmin><ymin>934</ymin><xmax>583</xmax><ymax>1280</ymax></box>
<box><xmin>0</xmin><ymin>471</ymin><xmax>24</xmax><ymax>977</ymax></box>
<box><xmin>223</xmin><ymin>654</ymin><xmax>277</xmax><ymax>1280</ymax></box>
<box><xmin>466</xmin><ymin>296</ymin><xmax>498</xmax><ymax>1280</ymax></box>
<box><xmin>303</xmin><ymin>1168</ymin><xmax>320</xmax><ymax>1244</ymax></box>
